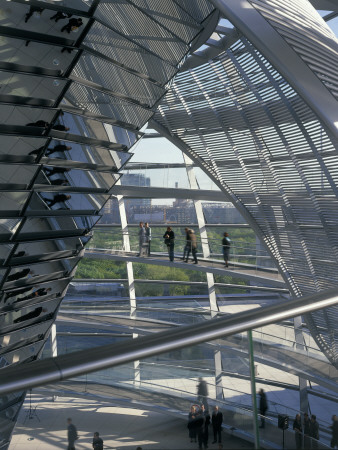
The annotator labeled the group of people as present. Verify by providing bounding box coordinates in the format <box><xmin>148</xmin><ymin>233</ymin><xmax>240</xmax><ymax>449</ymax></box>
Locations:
<box><xmin>67</xmin><ymin>418</ymin><xmax>103</xmax><ymax>450</ymax></box>
<box><xmin>187</xmin><ymin>378</ymin><xmax>223</xmax><ymax>449</ymax></box>
<box><xmin>138</xmin><ymin>222</ymin><xmax>152</xmax><ymax>257</ymax></box>
<box><xmin>138</xmin><ymin>224</ymin><xmax>232</xmax><ymax>266</ymax></box>
<box><xmin>24</xmin><ymin>6</ymin><xmax>83</xmax><ymax>33</ymax></box>
<box><xmin>188</xmin><ymin>405</ymin><xmax>223</xmax><ymax>450</ymax></box>
<box><xmin>293</xmin><ymin>413</ymin><xmax>338</xmax><ymax>449</ymax></box>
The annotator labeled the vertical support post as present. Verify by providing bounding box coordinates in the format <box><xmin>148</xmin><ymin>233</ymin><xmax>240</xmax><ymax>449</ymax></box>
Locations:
<box><xmin>293</xmin><ymin>316</ymin><xmax>309</xmax><ymax>414</ymax></box>
<box><xmin>117</xmin><ymin>188</ymin><xmax>139</xmax><ymax>387</ymax></box>
<box><xmin>133</xmin><ymin>333</ymin><xmax>140</xmax><ymax>387</ymax></box>
<box><xmin>51</xmin><ymin>324</ymin><xmax>57</xmax><ymax>358</ymax></box>
<box><xmin>51</xmin><ymin>324</ymin><xmax>58</xmax><ymax>401</ymax></box>
<box><xmin>247</xmin><ymin>330</ymin><xmax>260</xmax><ymax>450</ymax></box>
<box><xmin>184</xmin><ymin>153</ymin><xmax>223</xmax><ymax>400</ymax></box>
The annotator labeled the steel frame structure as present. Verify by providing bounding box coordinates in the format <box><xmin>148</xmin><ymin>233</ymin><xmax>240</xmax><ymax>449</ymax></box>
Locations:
<box><xmin>0</xmin><ymin>0</ymin><xmax>215</xmax><ymax>447</ymax></box>
<box><xmin>153</xmin><ymin>0</ymin><xmax>338</xmax><ymax>367</ymax></box>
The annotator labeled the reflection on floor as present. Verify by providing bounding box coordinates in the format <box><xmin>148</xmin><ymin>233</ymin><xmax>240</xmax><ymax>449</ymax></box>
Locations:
<box><xmin>10</xmin><ymin>394</ymin><xmax>253</xmax><ymax>449</ymax></box>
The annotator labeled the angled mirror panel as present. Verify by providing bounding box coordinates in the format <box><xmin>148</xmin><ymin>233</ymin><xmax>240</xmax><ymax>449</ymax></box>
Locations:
<box><xmin>10</xmin><ymin>237</ymin><xmax>85</xmax><ymax>263</ymax></box>
<box><xmin>72</xmin><ymin>52</ymin><xmax>166</xmax><ymax>108</ymax></box>
<box><xmin>0</xmin><ymin>135</ymin><xmax>48</xmax><ymax>161</ymax></box>
<box><xmin>83</xmin><ymin>21</ymin><xmax>177</xmax><ymax>85</ymax></box>
<box><xmin>42</xmin><ymin>141</ymin><xmax>131</xmax><ymax>170</ymax></box>
<box><xmin>0</xmin><ymin>34</ymin><xmax>78</xmax><ymax>76</ymax></box>
<box><xmin>0</xmin><ymin>244</ymin><xmax>14</xmax><ymax>265</ymax></box>
<box><xmin>0</xmin><ymin>341</ymin><xmax>45</xmax><ymax>367</ymax></box>
<box><xmin>94</xmin><ymin>1</ymin><xmax>189</xmax><ymax>64</ymax></box>
<box><xmin>0</xmin><ymin>192</ymin><xmax>28</xmax><ymax>213</ymax></box>
<box><xmin>1</xmin><ymin>2</ymin><xmax>89</xmax><ymax>39</ymax></box>
<box><xmin>4</xmin><ymin>256</ymin><xmax>80</xmax><ymax>285</ymax></box>
<box><xmin>1</xmin><ymin>278</ymin><xmax>69</xmax><ymax>310</ymax></box>
<box><xmin>0</xmin><ymin>296</ymin><xmax>60</xmax><ymax>334</ymax></box>
<box><xmin>0</xmin><ymin>104</ymin><xmax>56</xmax><ymax>127</ymax></box>
<box><xmin>17</xmin><ymin>215</ymin><xmax>100</xmax><ymax>239</ymax></box>
<box><xmin>0</xmin><ymin>219</ymin><xmax>22</xmax><ymax>242</ymax></box>
<box><xmin>65</xmin><ymin>82</ymin><xmax>153</xmax><ymax>129</ymax></box>
<box><xmin>31</xmin><ymin>191</ymin><xmax>109</xmax><ymax>213</ymax></box>
<box><xmin>0</xmin><ymin>164</ymin><xmax>39</xmax><ymax>190</ymax></box>
<box><xmin>34</xmin><ymin>166</ymin><xmax>119</xmax><ymax>191</ymax></box>
<box><xmin>0</xmin><ymin>320</ymin><xmax>52</xmax><ymax>353</ymax></box>
<box><xmin>0</xmin><ymin>71</ymin><xmax>68</xmax><ymax>103</ymax></box>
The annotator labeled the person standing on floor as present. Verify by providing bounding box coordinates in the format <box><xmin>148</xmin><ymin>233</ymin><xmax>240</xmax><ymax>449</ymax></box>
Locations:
<box><xmin>138</xmin><ymin>222</ymin><xmax>145</xmax><ymax>256</ymax></box>
<box><xmin>304</xmin><ymin>412</ymin><xmax>311</xmax><ymax>449</ymax></box>
<box><xmin>185</xmin><ymin>228</ymin><xmax>198</xmax><ymax>264</ymax></box>
<box><xmin>182</xmin><ymin>227</ymin><xmax>192</xmax><ymax>261</ymax></box>
<box><xmin>258</xmin><ymin>389</ymin><xmax>268</xmax><ymax>428</ymax></box>
<box><xmin>330</xmin><ymin>415</ymin><xmax>338</xmax><ymax>448</ymax></box>
<box><xmin>200</xmin><ymin>404</ymin><xmax>210</xmax><ymax>449</ymax></box>
<box><xmin>212</xmin><ymin>405</ymin><xmax>223</xmax><ymax>444</ymax></box>
<box><xmin>61</xmin><ymin>17</ymin><xmax>83</xmax><ymax>33</ymax></box>
<box><xmin>188</xmin><ymin>405</ymin><xmax>198</xmax><ymax>443</ymax></box>
<box><xmin>92</xmin><ymin>431</ymin><xmax>103</xmax><ymax>450</ymax></box>
<box><xmin>310</xmin><ymin>414</ymin><xmax>319</xmax><ymax>449</ymax></box>
<box><xmin>163</xmin><ymin>226</ymin><xmax>175</xmax><ymax>261</ymax></box>
<box><xmin>145</xmin><ymin>222</ymin><xmax>151</xmax><ymax>256</ymax></box>
<box><xmin>222</xmin><ymin>232</ymin><xmax>231</xmax><ymax>267</ymax></box>
<box><xmin>293</xmin><ymin>413</ymin><xmax>302</xmax><ymax>450</ymax></box>
<box><xmin>67</xmin><ymin>418</ymin><xmax>78</xmax><ymax>450</ymax></box>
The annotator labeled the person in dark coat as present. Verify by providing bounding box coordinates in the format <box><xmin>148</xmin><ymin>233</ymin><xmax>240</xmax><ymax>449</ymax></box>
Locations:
<box><xmin>185</xmin><ymin>228</ymin><xmax>198</xmax><ymax>264</ymax></box>
<box><xmin>222</xmin><ymin>232</ymin><xmax>231</xmax><ymax>267</ymax></box>
<box><xmin>304</xmin><ymin>412</ymin><xmax>311</xmax><ymax>449</ymax></box>
<box><xmin>42</xmin><ymin>194</ymin><xmax>71</xmax><ymax>208</ymax></box>
<box><xmin>17</xmin><ymin>287</ymin><xmax>52</xmax><ymax>302</ymax></box>
<box><xmin>92</xmin><ymin>431</ymin><xmax>103</xmax><ymax>450</ymax></box>
<box><xmin>163</xmin><ymin>227</ymin><xmax>175</xmax><ymax>261</ymax></box>
<box><xmin>26</xmin><ymin>120</ymin><xmax>49</xmax><ymax>128</ymax></box>
<box><xmin>310</xmin><ymin>414</ymin><xmax>319</xmax><ymax>449</ymax></box>
<box><xmin>293</xmin><ymin>413</ymin><xmax>302</xmax><ymax>450</ymax></box>
<box><xmin>188</xmin><ymin>405</ymin><xmax>198</xmax><ymax>443</ymax></box>
<box><xmin>13</xmin><ymin>306</ymin><xmax>44</xmax><ymax>323</ymax></box>
<box><xmin>50</xmin><ymin>11</ymin><xmax>72</xmax><ymax>22</ymax></box>
<box><xmin>258</xmin><ymin>389</ymin><xmax>268</xmax><ymax>428</ymax></box>
<box><xmin>7</xmin><ymin>268</ymin><xmax>33</xmax><ymax>282</ymax></box>
<box><xmin>197</xmin><ymin>377</ymin><xmax>208</xmax><ymax>409</ymax></box>
<box><xmin>212</xmin><ymin>405</ymin><xmax>223</xmax><ymax>444</ymax></box>
<box><xmin>61</xmin><ymin>18</ymin><xmax>83</xmax><ymax>33</ymax></box>
<box><xmin>25</xmin><ymin>6</ymin><xmax>44</xmax><ymax>23</ymax></box>
<box><xmin>67</xmin><ymin>418</ymin><xmax>78</xmax><ymax>450</ymax></box>
<box><xmin>200</xmin><ymin>404</ymin><xmax>210</xmax><ymax>449</ymax></box>
<box><xmin>330</xmin><ymin>415</ymin><xmax>338</xmax><ymax>448</ymax></box>
<box><xmin>194</xmin><ymin>409</ymin><xmax>205</xmax><ymax>450</ymax></box>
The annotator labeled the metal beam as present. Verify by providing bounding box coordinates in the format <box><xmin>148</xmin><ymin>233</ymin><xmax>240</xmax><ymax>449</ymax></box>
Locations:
<box><xmin>0</xmin><ymin>288</ymin><xmax>336</xmax><ymax>395</ymax></box>
<box><xmin>109</xmin><ymin>184</ymin><xmax>226</xmax><ymax>201</ymax></box>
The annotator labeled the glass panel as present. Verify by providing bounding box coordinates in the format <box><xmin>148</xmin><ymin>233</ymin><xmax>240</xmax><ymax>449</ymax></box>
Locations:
<box><xmin>0</xmin><ymin>164</ymin><xmax>38</xmax><ymax>189</ymax></box>
<box><xmin>2</xmin><ymin>3</ymin><xmax>89</xmax><ymax>36</ymax></box>
<box><xmin>18</xmin><ymin>215</ymin><xmax>100</xmax><ymax>237</ymax></box>
<box><xmin>29</xmin><ymin>191</ymin><xmax>109</xmax><ymax>212</ymax></box>
<box><xmin>0</xmin><ymin>192</ymin><xmax>28</xmax><ymax>212</ymax></box>
<box><xmin>0</xmin><ymin>71</ymin><xmax>68</xmax><ymax>102</ymax></box>
<box><xmin>0</xmin><ymin>135</ymin><xmax>48</xmax><ymax>159</ymax></box>
<box><xmin>0</xmin><ymin>35</ymin><xmax>78</xmax><ymax>74</ymax></box>
<box><xmin>44</xmin><ymin>140</ymin><xmax>131</xmax><ymax>169</ymax></box>
<box><xmin>11</xmin><ymin>237</ymin><xmax>85</xmax><ymax>261</ymax></box>
<box><xmin>0</xmin><ymin>104</ymin><xmax>56</xmax><ymax>127</ymax></box>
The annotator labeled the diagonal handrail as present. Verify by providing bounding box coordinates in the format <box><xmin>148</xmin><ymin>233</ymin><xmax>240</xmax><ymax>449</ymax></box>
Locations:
<box><xmin>0</xmin><ymin>288</ymin><xmax>337</xmax><ymax>396</ymax></box>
